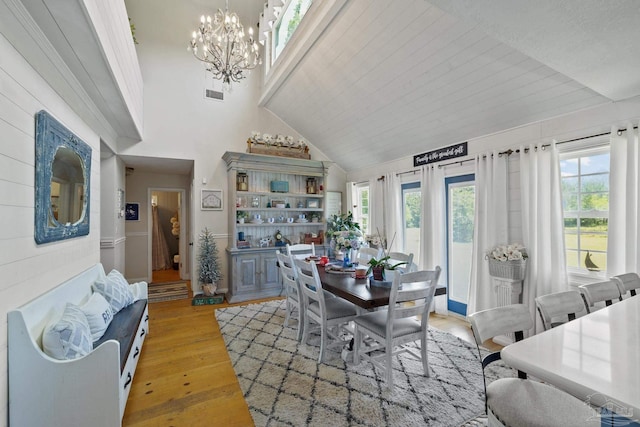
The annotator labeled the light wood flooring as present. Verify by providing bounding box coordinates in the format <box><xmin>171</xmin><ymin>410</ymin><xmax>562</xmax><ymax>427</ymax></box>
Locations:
<box><xmin>122</xmin><ymin>289</ymin><xmax>500</xmax><ymax>426</ymax></box>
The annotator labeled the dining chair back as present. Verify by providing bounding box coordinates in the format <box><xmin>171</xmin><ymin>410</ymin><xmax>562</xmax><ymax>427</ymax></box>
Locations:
<box><xmin>535</xmin><ymin>290</ymin><xmax>587</xmax><ymax>331</ymax></box>
<box><xmin>353</xmin><ymin>267</ymin><xmax>441</xmax><ymax>388</ymax></box>
<box><xmin>355</xmin><ymin>247</ymin><xmax>381</xmax><ymax>265</ymax></box>
<box><xmin>293</xmin><ymin>258</ymin><xmax>357</xmax><ymax>363</ymax></box>
<box><xmin>578</xmin><ymin>279</ymin><xmax>622</xmax><ymax>312</ymax></box>
<box><xmin>468</xmin><ymin>304</ymin><xmax>598</xmax><ymax>426</ymax></box>
<box><xmin>611</xmin><ymin>272</ymin><xmax>640</xmax><ymax>298</ymax></box>
<box><xmin>386</xmin><ymin>251</ymin><xmax>415</xmax><ymax>273</ymax></box>
<box><xmin>286</xmin><ymin>243</ymin><xmax>315</xmax><ymax>259</ymax></box>
<box><xmin>277</xmin><ymin>251</ymin><xmax>304</xmax><ymax>341</ymax></box>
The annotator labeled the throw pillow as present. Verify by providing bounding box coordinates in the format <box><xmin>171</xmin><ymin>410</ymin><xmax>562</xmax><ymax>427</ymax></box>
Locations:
<box><xmin>79</xmin><ymin>292</ymin><xmax>114</xmax><ymax>341</ymax></box>
<box><xmin>42</xmin><ymin>303</ymin><xmax>93</xmax><ymax>360</ymax></box>
<box><xmin>129</xmin><ymin>281</ymin><xmax>147</xmax><ymax>302</ymax></box>
<box><xmin>93</xmin><ymin>269</ymin><xmax>134</xmax><ymax>314</ymax></box>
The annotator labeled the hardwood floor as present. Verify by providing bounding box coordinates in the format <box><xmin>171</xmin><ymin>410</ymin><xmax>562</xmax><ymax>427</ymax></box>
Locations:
<box><xmin>123</xmin><ymin>292</ymin><xmax>499</xmax><ymax>426</ymax></box>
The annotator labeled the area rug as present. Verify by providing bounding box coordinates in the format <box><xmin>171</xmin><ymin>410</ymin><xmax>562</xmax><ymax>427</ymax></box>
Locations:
<box><xmin>215</xmin><ymin>300</ymin><xmax>513</xmax><ymax>427</ymax></box>
<box><xmin>148</xmin><ymin>281</ymin><xmax>189</xmax><ymax>303</ymax></box>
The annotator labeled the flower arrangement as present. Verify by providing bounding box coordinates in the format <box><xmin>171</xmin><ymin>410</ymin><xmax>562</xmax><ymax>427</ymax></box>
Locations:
<box><xmin>365</xmin><ymin>233</ymin><xmax>387</xmax><ymax>249</ymax></box>
<box><xmin>325</xmin><ymin>212</ymin><xmax>362</xmax><ymax>252</ymax></box>
<box><xmin>366</xmin><ymin>230</ymin><xmax>405</xmax><ymax>280</ymax></box>
<box><xmin>486</xmin><ymin>243</ymin><xmax>528</xmax><ymax>261</ymax></box>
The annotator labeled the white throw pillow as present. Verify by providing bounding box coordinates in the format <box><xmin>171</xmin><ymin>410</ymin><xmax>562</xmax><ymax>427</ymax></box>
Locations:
<box><xmin>129</xmin><ymin>281</ymin><xmax>147</xmax><ymax>301</ymax></box>
<box><xmin>92</xmin><ymin>269</ymin><xmax>134</xmax><ymax>314</ymax></box>
<box><xmin>42</xmin><ymin>303</ymin><xmax>93</xmax><ymax>360</ymax></box>
<box><xmin>79</xmin><ymin>292</ymin><xmax>114</xmax><ymax>341</ymax></box>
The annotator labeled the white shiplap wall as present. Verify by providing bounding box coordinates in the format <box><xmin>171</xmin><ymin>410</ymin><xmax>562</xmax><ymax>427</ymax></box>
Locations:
<box><xmin>0</xmin><ymin>30</ymin><xmax>101</xmax><ymax>424</ymax></box>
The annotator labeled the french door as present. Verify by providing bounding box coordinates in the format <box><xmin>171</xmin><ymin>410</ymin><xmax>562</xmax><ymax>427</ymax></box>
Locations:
<box><xmin>445</xmin><ymin>174</ymin><xmax>475</xmax><ymax>315</ymax></box>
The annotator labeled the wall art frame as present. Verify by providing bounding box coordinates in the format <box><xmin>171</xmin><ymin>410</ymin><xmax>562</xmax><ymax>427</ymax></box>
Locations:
<box><xmin>201</xmin><ymin>189</ymin><xmax>223</xmax><ymax>210</ymax></box>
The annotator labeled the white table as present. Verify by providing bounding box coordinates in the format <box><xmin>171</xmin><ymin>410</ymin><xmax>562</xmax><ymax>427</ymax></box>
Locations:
<box><xmin>501</xmin><ymin>296</ymin><xmax>640</xmax><ymax>423</ymax></box>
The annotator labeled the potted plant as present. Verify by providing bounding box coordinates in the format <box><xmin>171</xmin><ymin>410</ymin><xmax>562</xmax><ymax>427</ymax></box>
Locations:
<box><xmin>198</xmin><ymin>227</ymin><xmax>222</xmax><ymax>296</ymax></box>
<box><xmin>365</xmin><ymin>231</ymin><xmax>405</xmax><ymax>282</ymax></box>
<box><xmin>236</xmin><ymin>210</ymin><xmax>249</xmax><ymax>224</ymax></box>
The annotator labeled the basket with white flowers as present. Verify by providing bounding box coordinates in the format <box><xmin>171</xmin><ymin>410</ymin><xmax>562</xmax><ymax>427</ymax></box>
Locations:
<box><xmin>486</xmin><ymin>243</ymin><xmax>528</xmax><ymax>280</ymax></box>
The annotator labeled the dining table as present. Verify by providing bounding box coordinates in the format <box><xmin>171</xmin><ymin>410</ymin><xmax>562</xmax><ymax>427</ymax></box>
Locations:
<box><xmin>501</xmin><ymin>296</ymin><xmax>640</xmax><ymax>425</ymax></box>
<box><xmin>318</xmin><ymin>265</ymin><xmax>446</xmax><ymax>312</ymax></box>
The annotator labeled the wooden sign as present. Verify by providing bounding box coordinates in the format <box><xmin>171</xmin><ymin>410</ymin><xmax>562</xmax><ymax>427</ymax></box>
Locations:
<box><xmin>414</xmin><ymin>142</ymin><xmax>468</xmax><ymax>167</ymax></box>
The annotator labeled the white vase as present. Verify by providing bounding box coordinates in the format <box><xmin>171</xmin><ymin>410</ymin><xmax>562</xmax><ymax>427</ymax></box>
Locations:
<box><xmin>335</xmin><ymin>251</ymin><xmax>344</xmax><ymax>261</ymax></box>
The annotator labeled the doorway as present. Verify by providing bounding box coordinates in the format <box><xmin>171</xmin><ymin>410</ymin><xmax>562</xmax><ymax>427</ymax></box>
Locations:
<box><xmin>445</xmin><ymin>174</ymin><xmax>475</xmax><ymax>316</ymax></box>
<box><xmin>148</xmin><ymin>189</ymin><xmax>186</xmax><ymax>284</ymax></box>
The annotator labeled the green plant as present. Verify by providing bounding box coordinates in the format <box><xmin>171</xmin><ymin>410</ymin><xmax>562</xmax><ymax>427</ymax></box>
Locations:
<box><xmin>236</xmin><ymin>210</ymin><xmax>249</xmax><ymax>219</ymax></box>
<box><xmin>197</xmin><ymin>228</ymin><xmax>222</xmax><ymax>285</ymax></box>
<box><xmin>129</xmin><ymin>18</ymin><xmax>138</xmax><ymax>45</ymax></box>
<box><xmin>365</xmin><ymin>230</ymin><xmax>404</xmax><ymax>279</ymax></box>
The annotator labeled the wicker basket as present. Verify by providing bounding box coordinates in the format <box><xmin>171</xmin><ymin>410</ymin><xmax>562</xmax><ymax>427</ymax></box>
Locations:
<box><xmin>488</xmin><ymin>259</ymin><xmax>527</xmax><ymax>280</ymax></box>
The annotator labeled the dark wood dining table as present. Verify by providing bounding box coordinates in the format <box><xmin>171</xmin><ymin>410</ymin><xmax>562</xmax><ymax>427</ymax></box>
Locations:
<box><xmin>318</xmin><ymin>267</ymin><xmax>446</xmax><ymax>311</ymax></box>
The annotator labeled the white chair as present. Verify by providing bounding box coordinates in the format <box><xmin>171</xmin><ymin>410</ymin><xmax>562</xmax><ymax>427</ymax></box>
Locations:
<box><xmin>286</xmin><ymin>243</ymin><xmax>315</xmax><ymax>259</ymax></box>
<box><xmin>355</xmin><ymin>247</ymin><xmax>381</xmax><ymax>265</ymax></box>
<box><xmin>277</xmin><ymin>251</ymin><xmax>304</xmax><ymax>341</ymax></box>
<box><xmin>611</xmin><ymin>272</ymin><xmax>640</xmax><ymax>298</ymax></box>
<box><xmin>387</xmin><ymin>251</ymin><xmax>414</xmax><ymax>272</ymax></box>
<box><xmin>468</xmin><ymin>304</ymin><xmax>599</xmax><ymax>427</ymax></box>
<box><xmin>353</xmin><ymin>267</ymin><xmax>441</xmax><ymax>388</ymax></box>
<box><xmin>293</xmin><ymin>258</ymin><xmax>357</xmax><ymax>363</ymax></box>
<box><xmin>578</xmin><ymin>279</ymin><xmax>622</xmax><ymax>312</ymax></box>
<box><xmin>535</xmin><ymin>290</ymin><xmax>588</xmax><ymax>331</ymax></box>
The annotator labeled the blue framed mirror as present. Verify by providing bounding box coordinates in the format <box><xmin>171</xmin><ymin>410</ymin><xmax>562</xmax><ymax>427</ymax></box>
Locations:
<box><xmin>35</xmin><ymin>110</ymin><xmax>91</xmax><ymax>244</ymax></box>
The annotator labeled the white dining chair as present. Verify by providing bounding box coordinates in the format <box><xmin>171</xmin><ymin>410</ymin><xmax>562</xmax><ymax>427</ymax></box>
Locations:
<box><xmin>611</xmin><ymin>272</ymin><xmax>640</xmax><ymax>298</ymax></box>
<box><xmin>535</xmin><ymin>290</ymin><xmax>588</xmax><ymax>331</ymax></box>
<box><xmin>277</xmin><ymin>251</ymin><xmax>304</xmax><ymax>341</ymax></box>
<box><xmin>578</xmin><ymin>279</ymin><xmax>622</xmax><ymax>312</ymax></box>
<box><xmin>286</xmin><ymin>243</ymin><xmax>315</xmax><ymax>259</ymax></box>
<box><xmin>468</xmin><ymin>304</ymin><xmax>599</xmax><ymax>427</ymax></box>
<box><xmin>387</xmin><ymin>252</ymin><xmax>414</xmax><ymax>272</ymax></box>
<box><xmin>293</xmin><ymin>258</ymin><xmax>357</xmax><ymax>363</ymax></box>
<box><xmin>355</xmin><ymin>247</ymin><xmax>381</xmax><ymax>265</ymax></box>
<box><xmin>353</xmin><ymin>267</ymin><xmax>441</xmax><ymax>388</ymax></box>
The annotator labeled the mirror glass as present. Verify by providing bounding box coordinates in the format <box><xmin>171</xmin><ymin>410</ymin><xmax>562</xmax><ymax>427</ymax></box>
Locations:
<box><xmin>35</xmin><ymin>110</ymin><xmax>91</xmax><ymax>244</ymax></box>
<box><xmin>50</xmin><ymin>147</ymin><xmax>85</xmax><ymax>226</ymax></box>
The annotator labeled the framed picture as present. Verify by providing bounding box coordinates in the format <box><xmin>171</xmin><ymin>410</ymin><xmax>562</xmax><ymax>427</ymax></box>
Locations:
<box><xmin>125</xmin><ymin>203</ymin><xmax>139</xmax><ymax>221</ymax></box>
<box><xmin>201</xmin><ymin>189</ymin><xmax>223</xmax><ymax>210</ymax></box>
<box><xmin>270</xmin><ymin>199</ymin><xmax>286</xmax><ymax>208</ymax></box>
<box><xmin>307</xmin><ymin>199</ymin><xmax>320</xmax><ymax>208</ymax></box>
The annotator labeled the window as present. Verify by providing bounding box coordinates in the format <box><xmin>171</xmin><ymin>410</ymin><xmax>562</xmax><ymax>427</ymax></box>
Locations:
<box><xmin>353</xmin><ymin>184</ymin><xmax>369</xmax><ymax>235</ymax></box>
<box><xmin>272</xmin><ymin>0</ymin><xmax>313</xmax><ymax>63</ymax></box>
<box><xmin>402</xmin><ymin>182</ymin><xmax>421</xmax><ymax>262</ymax></box>
<box><xmin>560</xmin><ymin>147</ymin><xmax>610</xmax><ymax>273</ymax></box>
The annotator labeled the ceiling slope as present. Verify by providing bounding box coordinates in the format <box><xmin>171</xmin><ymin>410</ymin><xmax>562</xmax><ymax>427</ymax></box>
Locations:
<box><xmin>262</xmin><ymin>0</ymin><xmax>637</xmax><ymax>171</ymax></box>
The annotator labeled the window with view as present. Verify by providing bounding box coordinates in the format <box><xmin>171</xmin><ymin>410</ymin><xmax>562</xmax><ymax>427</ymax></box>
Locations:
<box><xmin>353</xmin><ymin>184</ymin><xmax>369</xmax><ymax>235</ymax></box>
<box><xmin>560</xmin><ymin>148</ymin><xmax>609</xmax><ymax>273</ymax></box>
<box><xmin>402</xmin><ymin>182</ymin><xmax>421</xmax><ymax>262</ymax></box>
<box><xmin>272</xmin><ymin>0</ymin><xmax>312</xmax><ymax>63</ymax></box>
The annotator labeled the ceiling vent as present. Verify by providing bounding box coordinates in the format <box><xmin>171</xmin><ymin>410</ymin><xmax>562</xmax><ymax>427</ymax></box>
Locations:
<box><xmin>204</xmin><ymin>89</ymin><xmax>224</xmax><ymax>101</ymax></box>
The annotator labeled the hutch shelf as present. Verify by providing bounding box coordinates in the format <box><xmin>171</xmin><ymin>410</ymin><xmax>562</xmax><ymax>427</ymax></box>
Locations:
<box><xmin>222</xmin><ymin>151</ymin><xmax>330</xmax><ymax>303</ymax></box>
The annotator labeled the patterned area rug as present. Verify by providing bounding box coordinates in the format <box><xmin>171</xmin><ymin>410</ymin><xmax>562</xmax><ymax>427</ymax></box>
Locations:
<box><xmin>148</xmin><ymin>281</ymin><xmax>189</xmax><ymax>303</ymax></box>
<box><xmin>215</xmin><ymin>300</ymin><xmax>512</xmax><ymax>427</ymax></box>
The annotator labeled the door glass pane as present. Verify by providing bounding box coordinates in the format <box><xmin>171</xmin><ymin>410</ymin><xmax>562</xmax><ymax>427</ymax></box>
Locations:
<box><xmin>449</xmin><ymin>183</ymin><xmax>475</xmax><ymax>306</ymax></box>
<box><xmin>402</xmin><ymin>184</ymin><xmax>421</xmax><ymax>263</ymax></box>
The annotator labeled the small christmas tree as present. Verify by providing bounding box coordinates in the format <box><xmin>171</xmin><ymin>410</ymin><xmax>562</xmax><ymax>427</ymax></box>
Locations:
<box><xmin>198</xmin><ymin>227</ymin><xmax>222</xmax><ymax>295</ymax></box>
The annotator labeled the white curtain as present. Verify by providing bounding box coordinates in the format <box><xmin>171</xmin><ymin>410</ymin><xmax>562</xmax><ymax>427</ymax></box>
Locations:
<box><xmin>383</xmin><ymin>173</ymin><xmax>404</xmax><ymax>252</ymax></box>
<box><xmin>607</xmin><ymin>123</ymin><xmax>640</xmax><ymax>275</ymax></box>
<box><xmin>467</xmin><ymin>152</ymin><xmax>509</xmax><ymax>315</ymax></box>
<box><xmin>345</xmin><ymin>181</ymin><xmax>355</xmax><ymax>214</ymax></box>
<box><xmin>420</xmin><ymin>165</ymin><xmax>447</xmax><ymax>314</ymax></box>
<box><xmin>369</xmin><ymin>178</ymin><xmax>385</xmax><ymax>237</ymax></box>
<box><xmin>520</xmin><ymin>142</ymin><xmax>568</xmax><ymax>335</ymax></box>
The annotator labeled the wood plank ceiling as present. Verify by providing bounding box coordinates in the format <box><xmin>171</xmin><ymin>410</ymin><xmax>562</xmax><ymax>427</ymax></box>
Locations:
<box><xmin>262</xmin><ymin>0</ymin><xmax>617</xmax><ymax>171</ymax></box>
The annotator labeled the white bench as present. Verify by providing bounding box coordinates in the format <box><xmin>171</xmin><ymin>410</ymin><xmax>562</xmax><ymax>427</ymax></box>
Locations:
<box><xmin>8</xmin><ymin>263</ymin><xmax>149</xmax><ymax>426</ymax></box>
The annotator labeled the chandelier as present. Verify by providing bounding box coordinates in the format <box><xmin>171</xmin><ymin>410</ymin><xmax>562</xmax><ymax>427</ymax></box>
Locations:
<box><xmin>189</xmin><ymin>0</ymin><xmax>261</xmax><ymax>90</ymax></box>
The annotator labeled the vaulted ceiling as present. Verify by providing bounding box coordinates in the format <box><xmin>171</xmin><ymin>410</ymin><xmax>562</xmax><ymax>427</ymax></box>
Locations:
<box><xmin>262</xmin><ymin>0</ymin><xmax>640</xmax><ymax>172</ymax></box>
